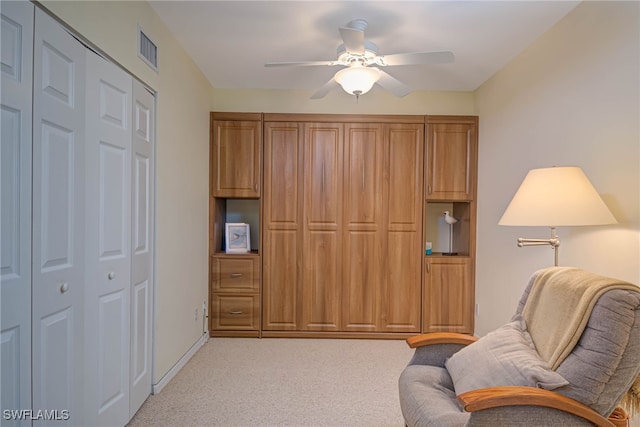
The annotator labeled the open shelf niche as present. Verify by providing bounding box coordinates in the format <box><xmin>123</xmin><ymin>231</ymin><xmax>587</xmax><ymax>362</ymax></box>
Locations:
<box><xmin>211</xmin><ymin>198</ymin><xmax>260</xmax><ymax>255</ymax></box>
<box><xmin>424</xmin><ymin>201</ymin><xmax>472</xmax><ymax>256</ymax></box>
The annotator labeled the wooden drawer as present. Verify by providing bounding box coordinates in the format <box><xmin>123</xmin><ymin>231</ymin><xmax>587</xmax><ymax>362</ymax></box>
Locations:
<box><xmin>211</xmin><ymin>256</ymin><xmax>260</xmax><ymax>293</ymax></box>
<box><xmin>211</xmin><ymin>294</ymin><xmax>259</xmax><ymax>331</ymax></box>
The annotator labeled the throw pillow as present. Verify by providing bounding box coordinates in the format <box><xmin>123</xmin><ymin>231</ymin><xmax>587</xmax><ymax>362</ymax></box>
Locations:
<box><xmin>445</xmin><ymin>315</ymin><xmax>569</xmax><ymax>395</ymax></box>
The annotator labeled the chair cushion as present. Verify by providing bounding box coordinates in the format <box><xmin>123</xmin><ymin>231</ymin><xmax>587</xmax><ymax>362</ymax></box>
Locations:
<box><xmin>445</xmin><ymin>316</ymin><xmax>569</xmax><ymax>395</ymax></box>
<box><xmin>554</xmin><ymin>289</ymin><xmax>640</xmax><ymax>415</ymax></box>
<box><xmin>399</xmin><ymin>365</ymin><xmax>470</xmax><ymax>427</ymax></box>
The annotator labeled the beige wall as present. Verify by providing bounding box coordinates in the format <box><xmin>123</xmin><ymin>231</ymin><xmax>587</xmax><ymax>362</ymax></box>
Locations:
<box><xmin>40</xmin><ymin>1</ymin><xmax>212</xmax><ymax>383</ymax></box>
<box><xmin>212</xmin><ymin>88</ymin><xmax>476</xmax><ymax>115</ymax></box>
<box><xmin>474</xmin><ymin>1</ymin><xmax>639</xmax><ymax>336</ymax></box>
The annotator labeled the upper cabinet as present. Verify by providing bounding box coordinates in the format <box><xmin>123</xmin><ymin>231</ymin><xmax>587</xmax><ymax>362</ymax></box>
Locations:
<box><xmin>425</xmin><ymin>116</ymin><xmax>478</xmax><ymax>201</ymax></box>
<box><xmin>211</xmin><ymin>112</ymin><xmax>262</xmax><ymax>198</ymax></box>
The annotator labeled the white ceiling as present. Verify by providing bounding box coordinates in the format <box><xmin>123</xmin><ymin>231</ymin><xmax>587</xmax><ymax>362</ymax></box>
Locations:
<box><xmin>148</xmin><ymin>1</ymin><xmax>580</xmax><ymax>94</ymax></box>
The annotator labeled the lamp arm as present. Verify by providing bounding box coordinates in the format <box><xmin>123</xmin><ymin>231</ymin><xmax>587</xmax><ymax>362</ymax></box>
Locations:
<box><xmin>517</xmin><ymin>238</ymin><xmax>560</xmax><ymax>247</ymax></box>
<box><xmin>515</xmin><ymin>227</ymin><xmax>560</xmax><ymax>266</ymax></box>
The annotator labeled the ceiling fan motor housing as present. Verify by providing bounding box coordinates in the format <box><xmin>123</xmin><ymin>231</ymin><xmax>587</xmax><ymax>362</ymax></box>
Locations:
<box><xmin>336</xmin><ymin>41</ymin><xmax>379</xmax><ymax>66</ymax></box>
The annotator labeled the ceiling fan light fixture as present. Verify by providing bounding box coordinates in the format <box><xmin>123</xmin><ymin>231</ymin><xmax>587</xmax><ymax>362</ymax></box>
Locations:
<box><xmin>334</xmin><ymin>66</ymin><xmax>380</xmax><ymax>97</ymax></box>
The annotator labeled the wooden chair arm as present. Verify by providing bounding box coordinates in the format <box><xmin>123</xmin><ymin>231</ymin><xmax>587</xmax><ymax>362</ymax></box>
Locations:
<box><xmin>406</xmin><ymin>332</ymin><xmax>478</xmax><ymax>348</ymax></box>
<box><xmin>458</xmin><ymin>386</ymin><xmax>614</xmax><ymax>427</ymax></box>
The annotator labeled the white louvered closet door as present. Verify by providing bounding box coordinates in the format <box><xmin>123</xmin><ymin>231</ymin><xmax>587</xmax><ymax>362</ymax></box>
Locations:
<box><xmin>32</xmin><ymin>7</ymin><xmax>87</xmax><ymax>424</ymax></box>
<box><xmin>0</xmin><ymin>2</ymin><xmax>34</xmax><ymax>424</ymax></box>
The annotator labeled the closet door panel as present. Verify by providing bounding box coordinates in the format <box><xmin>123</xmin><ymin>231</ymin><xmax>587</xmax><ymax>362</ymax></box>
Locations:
<box><xmin>342</xmin><ymin>231</ymin><xmax>378</xmax><ymax>330</ymax></box>
<box><xmin>84</xmin><ymin>52</ymin><xmax>132</xmax><ymax>426</ymax></box>
<box><xmin>130</xmin><ymin>80</ymin><xmax>154</xmax><ymax>416</ymax></box>
<box><xmin>301</xmin><ymin>231</ymin><xmax>340</xmax><ymax>330</ymax></box>
<box><xmin>264</xmin><ymin>124</ymin><xmax>300</xmax><ymax>224</ymax></box>
<box><xmin>344</xmin><ymin>125</ymin><xmax>381</xmax><ymax>224</ymax></box>
<box><xmin>387</xmin><ymin>126</ymin><xmax>422</xmax><ymax>228</ymax></box>
<box><xmin>342</xmin><ymin>124</ymin><xmax>383</xmax><ymax>331</ymax></box>
<box><xmin>32</xmin><ymin>7</ymin><xmax>86</xmax><ymax>423</ymax></box>
<box><xmin>305</xmin><ymin>124</ymin><xmax>341</xmax><ymax>226</ymax></box>
<box><xmin>380</xmin><ymin>124</ymin><xmax>423</xmax><ymax>332</ymax></box>
<box><xmin>263</xmin><ymin>231</ymin><xmax>298</xmax><ymax>329</ymax></box>
<box><xmin>263</xmin><ymin>123</ymin><xmax>302</xmax><ymax>330</ymax></box>
<box><xmin>38</xmin><ymin>309</ymin><xmax>75</xmax><ymax>411</ymax></box>
<box><xmin>384</xmin><ymin>232</ymin><xmax>421</xmax><ymax>331</ymax></box>
<box><xmin>302</xmin><ymin>123</ymin><xmax>342</xmax><ymax>331</ymax></box>
<box><xmin>1</xmin><ymin>1</ymin><xmax>34</xmax><ymax>420</ymax></box>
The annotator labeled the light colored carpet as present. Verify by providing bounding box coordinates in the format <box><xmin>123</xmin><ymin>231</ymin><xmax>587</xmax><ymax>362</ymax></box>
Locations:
<box><xmin>127</xmin><ymin>338</ymin><xmax>414</xmax><ymax>427</ymax></box>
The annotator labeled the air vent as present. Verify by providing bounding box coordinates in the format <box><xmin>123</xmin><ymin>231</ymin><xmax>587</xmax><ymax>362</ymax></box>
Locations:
<box><xmin>138</xmin><ymin>26</ymin><xmax>158</xmax><ymax>72</ymax></box>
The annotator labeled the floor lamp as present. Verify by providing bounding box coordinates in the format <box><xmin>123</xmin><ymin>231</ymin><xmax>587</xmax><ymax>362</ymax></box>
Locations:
<box><xmin>499</xmin><ymin>166</ymin><xmax>617</xmax><ymax>266</ymax></box>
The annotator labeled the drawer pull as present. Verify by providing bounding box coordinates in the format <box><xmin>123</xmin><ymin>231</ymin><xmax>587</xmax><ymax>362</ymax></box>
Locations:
<box><xmin>230</xmin><ymin>273</ymin><xmax>243</xmax><ymax>278</ymax></box>
<box><xmin>229</xmin><ymin>310</ymin><xmax>243</xmax><ymax>315</ymax></box>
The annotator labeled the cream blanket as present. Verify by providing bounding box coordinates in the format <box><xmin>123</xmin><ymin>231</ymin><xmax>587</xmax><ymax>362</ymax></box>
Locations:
<box><xmin>521</xmin><ymin>266</ymin><xmax>640</xmax><ymax>415</ymax></box>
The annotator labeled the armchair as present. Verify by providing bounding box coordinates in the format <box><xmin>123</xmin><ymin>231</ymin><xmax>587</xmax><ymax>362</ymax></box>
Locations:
<box><xmin>399</xmin><ymin>267</ymin><xmax>640</xmax><ymax>426</ymax></box>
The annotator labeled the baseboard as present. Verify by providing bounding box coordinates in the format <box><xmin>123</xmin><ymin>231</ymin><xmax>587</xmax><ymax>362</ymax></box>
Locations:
<box><xmin>152</xmin><ymin>332</ymin><xmax>209</xmax><ymax>394</ymax></box>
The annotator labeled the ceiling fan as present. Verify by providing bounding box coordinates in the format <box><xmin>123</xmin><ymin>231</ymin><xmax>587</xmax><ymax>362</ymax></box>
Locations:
<box><xmin>265</xmin><ymin>19</ymin><xmax>454</xmax><ymax>100</ymax></box>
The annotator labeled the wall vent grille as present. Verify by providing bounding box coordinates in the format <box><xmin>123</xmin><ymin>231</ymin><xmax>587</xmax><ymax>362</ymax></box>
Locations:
<box><xmin>138</xmin><ymin>26</ymin><xmax>158</xmax><ymax>72</ymax></box>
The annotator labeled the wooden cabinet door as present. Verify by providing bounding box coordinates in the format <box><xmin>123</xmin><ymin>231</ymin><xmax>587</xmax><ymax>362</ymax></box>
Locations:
<box><xmin>380</xmin><ymin>124</ymin><xmax>423</xmax><ymax>332</ymax></box>
<box><xmin>425</xmin><ymin>117</ymin><xmax>478</xmax><ymax>201</ymax></box>
<box><xmin>423</xmin><ymin>257</ymin><xmax>474</xmax><ymax>333</ymax></box>
<box><xmin>341</xmin><ymin>124</ymin><xmax>384</xmax><ymax>331</ymax></box>
<box><xmin>301</xmin><ymin>123</ymin><xmax>343</xmax><ymax>331</ymax></box>
<box><xmin>211</xmin><ymin>117</ymin><xmax>261</xmax><ymax>197</ymax></box>
<box><xmin>262</xmin><ymin>122</ymin><xmax>303</xmax><ymax>330</ymax></box>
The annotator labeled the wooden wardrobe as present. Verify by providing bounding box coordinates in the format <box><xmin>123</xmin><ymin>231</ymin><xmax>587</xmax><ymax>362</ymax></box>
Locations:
<box><xmin>209</xmin><ymin>112</ymin><xmax>477</xmax><ymax>339</ymax></box>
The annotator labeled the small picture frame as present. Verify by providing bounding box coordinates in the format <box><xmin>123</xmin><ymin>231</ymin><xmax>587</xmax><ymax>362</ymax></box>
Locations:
<box><xmin>225</xmin><ymin>223</ymin><xmax>250</xmax><ymax>253</ymax></box>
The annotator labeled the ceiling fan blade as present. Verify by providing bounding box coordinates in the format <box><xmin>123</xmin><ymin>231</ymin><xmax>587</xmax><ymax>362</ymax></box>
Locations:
<box><xmin>310</xmin><ymin>78</ymin><xmax>340</xmax><ymax>99</ymax></box>
<box><xmin>375</xmin><ymin>69</ymin><xmax>411</xmax><ymax>97</ymax></box>
<box><xmin>339</xmin><ymin>20</ymin><xmax>366</xmax><ymax>55</ymax></box>
<box><xmin>376</xmin><ymin>51</ymin><xmax>455</xmax><ymax>67</ymax></box>
<box><xmin>265</xmin><ymin>60</ymin><xmax>338</xmax><ymax>67</ymax></box>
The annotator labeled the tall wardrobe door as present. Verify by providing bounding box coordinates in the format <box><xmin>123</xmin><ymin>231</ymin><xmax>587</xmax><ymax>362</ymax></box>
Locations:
<box><xmin>380</xmin><ymin>124</ymin><xmax>423</xmax><ymax>332</ymax></box>
<box><xmin>262</xmin><ymin>122</ymin><xmax>303</xmax><ymax>331</ymax></box>
<box><xmin>130</xmin><ymin>80</ymin><xmax>154</xmax><ymax>417</ymax></box>
<box><xmin>341</xmin><ymin>124</ymin><xmax>383</xmax><ymax>331</ymax></box>
<box><xmin>84</xmin><ymin>51</ymin><xmax>132</xmax><ymax>426</ymax></box>
<box><xmin>32</xmin><ymin>7</ymin><xmax>86</xmax><ymax>422</ymax></box>
<box><xmin>1</xmin><ymin>1</ymin><xmax>34</xmax><ymax>422</ymax></box>
<box><xmin>301</xmin><ymin>123</ymin><xmax>343</xmax><ymax>331</ymax></box>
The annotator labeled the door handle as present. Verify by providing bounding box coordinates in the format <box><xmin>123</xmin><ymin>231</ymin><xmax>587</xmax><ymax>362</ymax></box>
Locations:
<box><xmin>59</xmin><ymin>282</ymin><xmax>69</xmax><ymax>294</ymax></box>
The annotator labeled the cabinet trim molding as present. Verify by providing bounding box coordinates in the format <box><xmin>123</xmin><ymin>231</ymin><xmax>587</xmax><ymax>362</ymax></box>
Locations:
<box><xmin>264</xmin><ymin>113</ymin><xmax>425</xmax><ymax>124</ymax></box>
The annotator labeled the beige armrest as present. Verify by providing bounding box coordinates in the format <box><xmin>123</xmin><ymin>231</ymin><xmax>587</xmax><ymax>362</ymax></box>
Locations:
<box><xmin>458</xmin><ymin>386</ymin><xmax>614</xmax><ymax>427</ymax></box>
<box><xmin>406</xmin><ymin>332</ymin><xmax>478</xmax><ymax>349</ymax></box>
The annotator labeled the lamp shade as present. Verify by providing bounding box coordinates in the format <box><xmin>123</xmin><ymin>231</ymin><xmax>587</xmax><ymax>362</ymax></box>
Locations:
<box><xmin>334</xmin><ymin>66</ymin><xmax>380</xmax><ymax>96</ymax></box>
<box><xmin>499</xmin><ymin>166</ymin><xmax>617</xmax><ymax>227</ymax></box>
